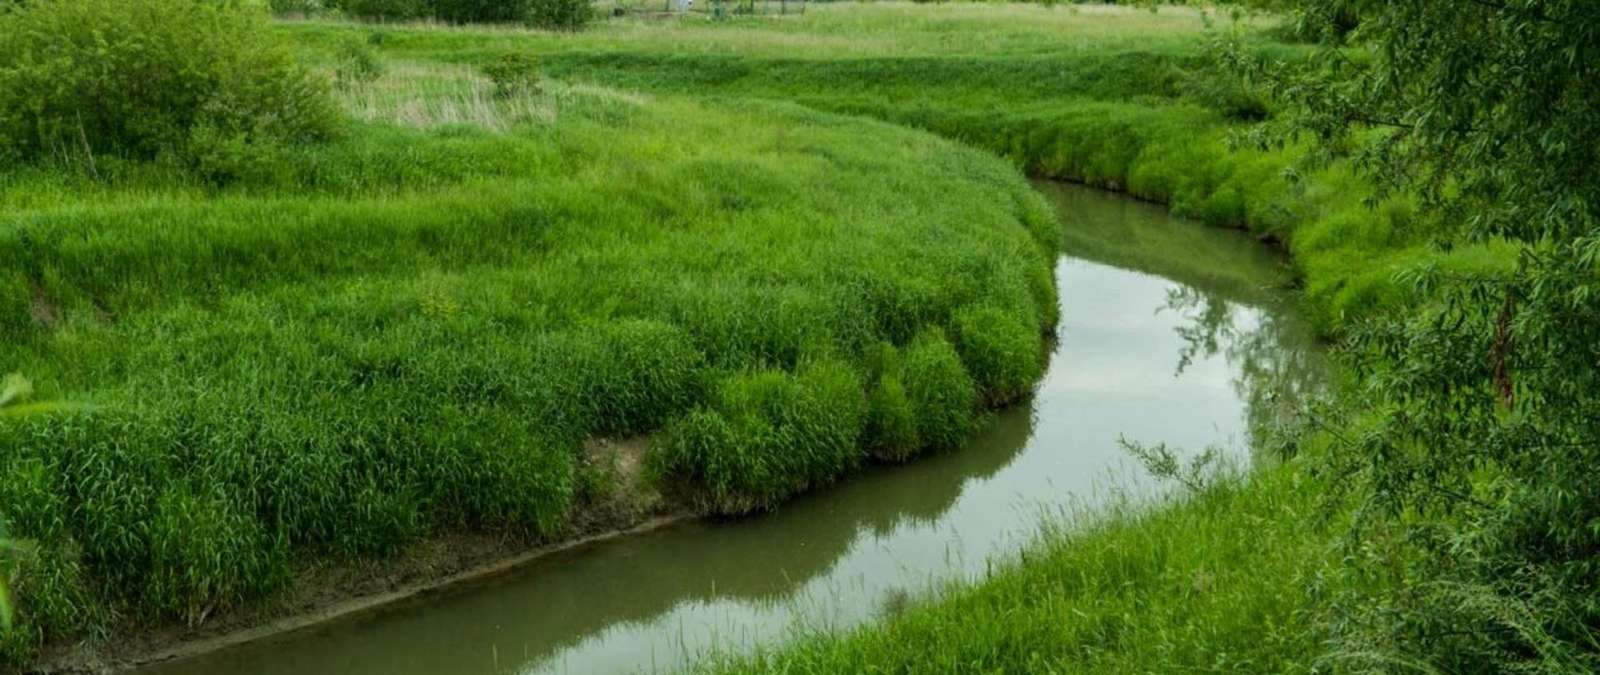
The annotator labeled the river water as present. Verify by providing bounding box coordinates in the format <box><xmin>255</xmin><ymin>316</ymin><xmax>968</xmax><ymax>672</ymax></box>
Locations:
<box><xmin>140</xmin><ymin>182</ymin><xmax>1323</xmax><ymax>675</ymax></box>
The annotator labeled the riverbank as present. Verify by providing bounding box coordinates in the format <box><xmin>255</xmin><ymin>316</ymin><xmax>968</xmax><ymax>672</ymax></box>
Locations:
<box><xmin>0</xmin><ymin>70</ymin><xmax>1058</xmax><ymax>671</ymax></box>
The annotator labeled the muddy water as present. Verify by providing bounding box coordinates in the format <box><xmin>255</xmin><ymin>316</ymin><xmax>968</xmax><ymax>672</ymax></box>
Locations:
<box><xmin>139</xmin><ymin>183</ymin><xmax>1323</xmax><ymax>675</ymax></box>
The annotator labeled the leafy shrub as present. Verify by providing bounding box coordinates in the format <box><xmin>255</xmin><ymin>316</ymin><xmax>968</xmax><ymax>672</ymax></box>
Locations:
<box><xmin>951</xmin><ymin>304</ymin><xmax>1043</xmax><ymax>406</ymax></box>
<box><xmin>332</xmin><ymin>0</ymin><xmax>426</xmax><ymax>20</ymax></box>
<box><xmin>480</xmin><ymin>53</ymin><xmax>542</xmax><ymax>98</ymax></box>
<box><xmin>268</xmin><ymin>0</ymin><xmax>326</xmax><ymax>15</ymax></box>
<box><xmin>653</xmin><ymin>361</ymin><xmax>866</xmax><ymax>513</ymax></box>
<box><xmin>0</xmin><ymin>0</ymin><xmax>339</xmax><ymax>166</ymax></box>
<box><xmin>429</xmin><ymin>0</ymin><xmax>529</xmax><ymax>23</ymax></box>
<box><xmin>334</xmin><ymin>36</ymin><xmax>386</xmax><ymax>89</ymax></box>
<box><xmin>524</xmin><ymin>0</ymin><xmax>591</xmax><ymax>31</ymax></box>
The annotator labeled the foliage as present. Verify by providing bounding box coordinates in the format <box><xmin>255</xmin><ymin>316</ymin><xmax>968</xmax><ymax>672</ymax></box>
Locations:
<box><xmin>0</xmin><ymin>0</ymin><xmax>339</xmax><ymax>167</ymax></box>
<box><xmin>524</xmin><ymin>0</ymin><xmax>591</xmax><ymax>31</ymax></box>
<box><xmin>284</xmin><ymin>6</ymin><xmax>1590</xmax><ymax>674</ymax></box>
<box><xmin>427</xmin><ymin>0</ymin><xmax>530</xmax><ymax>23</ymax></box>
<box><xmin>0</xmin><ymin>375</ymin><xmax>28</xmax><ymax>636</ymax></box>
<box><xmin>1218</xmin><ymin>0</ymin><xmax>1600</xmax><ymax>670</ymax></box>
<box><xmin>480</xmin><ymin>53</ymin><xmax>542</xmax><ymax>98</ymax></box>
<box><xmin>334</xmin><ymin>36</ymin><xmax>386</xmax><ymax>88</ymax></box>
<box><xmin>693</xmin><ymin>468</ymin><xmax>1335</xmax><ymax>674</ymax></box>
<box><xmin>861</xmin><ymin>335</ymin><xmax>981</xmax><ymax>462</ymax></box>
<box><xmin>329</xmin><ymin>0</ymin><xmax>425</xmax><ymax>19</ymax></box>
<box><xmin>863</xmin><ymin>372</ymin><xmax>919</xmax><ymax>462</ymax></box>
<box><xmin>899</xmin><ymin>332</ymin><xmax>980</xmax><ymax>452</ymax></box>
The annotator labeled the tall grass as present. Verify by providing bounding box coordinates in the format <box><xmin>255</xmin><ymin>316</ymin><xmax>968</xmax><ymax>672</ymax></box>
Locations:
<box><xmin>0</xmin><ymin>47</ymin><xmax>1057</xmax><ymax>665</ymax></box>
<box><xmin>693</xmin><ymin>464</ymin><xmax>1338</xmax><ymax>674</ymax></box>
<box><xmin>285</xmin><ymin>3</ymin><xmax>1509</xmax><ymax>334</ymax></box>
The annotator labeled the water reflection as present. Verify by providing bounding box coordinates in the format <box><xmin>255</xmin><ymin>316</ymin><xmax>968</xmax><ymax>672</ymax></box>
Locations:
<box><xmin>139</xmin><ymin>183</ymin><xmax>1322</xmax><ymax>675</ymax></box>
<box><xmin>1162</xmin><ymin>285</ymin><xmax>1323</xmax><ymax>451</ymax></box>
<box><xmin>1038</xmin><ymin>179</ymin><xmax>1323</xmax><ymax>450</ymax></box>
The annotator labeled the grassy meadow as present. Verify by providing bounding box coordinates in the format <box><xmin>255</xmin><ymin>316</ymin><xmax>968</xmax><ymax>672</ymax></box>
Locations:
<box><xmin>0</xmin><ymin>14</ymin><xmax>1071</xmax><ymax>661</ymax></box>
<box><xmin>0</xmin><ymin>2</ymin><xmax>1529</xmax><ymax>672</ymax></box>
<box><xmin>279</xmin><ymin>3</ymin><xmax>1515</xmax><ymax>336</ymax></box>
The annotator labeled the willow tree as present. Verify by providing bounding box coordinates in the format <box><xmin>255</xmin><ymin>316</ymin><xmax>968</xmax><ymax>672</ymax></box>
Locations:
<box><xmin>1240</xmin><ymin>1</ymin><xmax>1600</xmax><ymax>670</ymax></box>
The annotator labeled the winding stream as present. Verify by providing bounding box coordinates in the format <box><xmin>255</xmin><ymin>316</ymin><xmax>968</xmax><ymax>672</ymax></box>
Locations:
<box><xmin>140</xmin><ymin>182</ymin><xmax>1324</xmax><ymax>675</ymax></box>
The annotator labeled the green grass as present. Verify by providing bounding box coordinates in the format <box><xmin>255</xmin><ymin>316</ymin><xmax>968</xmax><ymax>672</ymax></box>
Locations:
<box><xmin>279</xmin><ymin>3</ymin><xmax>1514</xmax><ymax>333</ymax></box>
<box><xmin>0</xmin><ymin>56</ymin><xmax>1058</xmax><ymax>664</ymax></box>
<box><xmin>693</xmin><ymin>464</ymin><xmax>1339</xmax><ymax>674</ymax></box>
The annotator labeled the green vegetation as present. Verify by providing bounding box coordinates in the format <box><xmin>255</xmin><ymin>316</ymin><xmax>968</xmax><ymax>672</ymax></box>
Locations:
<box><xmin>652</xmin><ymin>359</ymin><xmax>868</xmax><ymax>513</ymax></box>
<box><xmin>0</xmin><ymin>0</ymin><xmax>337</xmax><ymax>169</ymax></box>
<box><xmin>273</xmin><ymin>4</ymin><xmax>1460</xmax><ymax>336</ymax></box>
<box><xmin>0</xmin><ymin>375</ymin><xmax>36</xmax><ymax>635</ymax></box>
<box><xmin>0</xmin><ymin>3</ymin><xmax>1059</xmax><ymax>667</ymax></box>
<box><xmin>315</xmin><ymin>0</ymin><xmax>594</xmax><ymax>30</ymax></box>
<box><xmin>1242</xmin><ymin>1</ymin><xmax>1600</xmax><ymax>670</ymax></box>
<box><xmin>2</xmin><ymin>1</ymin><xmax>1592</xmax><ymax>672</ymax></box>
<box><xmin>863</xmin><ymin>334</ymin><xmax>980</xmax><ymax>461</ymax></box>
<box><xmin>475</xmin><ymin>3</ymin><xmax>1589</xmax><ymax>673</ymax></box>
<box><xmin>697</xmin><ymin>468</ymin><xmax>1333</xmax><ymax>674</ymax></box>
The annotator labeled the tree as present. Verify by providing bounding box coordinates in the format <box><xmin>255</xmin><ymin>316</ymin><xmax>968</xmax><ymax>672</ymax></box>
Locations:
<box><xmin>1237</xmin><ymin>1</ymin><xmax>1600</xmax><ymax>670</ymax></box>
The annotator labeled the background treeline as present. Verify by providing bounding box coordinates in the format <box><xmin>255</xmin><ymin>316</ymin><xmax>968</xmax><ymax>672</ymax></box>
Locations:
<box><xmin>266</xmin><ymin>0</ymin><xmax>592</xmax><ymax>29</ymax></box>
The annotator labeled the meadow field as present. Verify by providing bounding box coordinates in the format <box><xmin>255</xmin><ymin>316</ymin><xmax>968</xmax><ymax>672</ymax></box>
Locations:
<box><xmin>3</xmin><ymin>1</ymin><xmax>1591</xmax><ymax>673</ymax></box>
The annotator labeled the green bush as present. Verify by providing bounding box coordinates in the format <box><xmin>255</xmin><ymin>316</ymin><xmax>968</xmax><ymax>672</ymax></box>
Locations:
<box><xmin>268</xmin><ymin>0</ymin><xmax>326</xmax><ymax>15</ymax></box>
<box><xmin>951</xmin><ymin>304</ymin><xmax>1044</xmax><ymax>406</ymax></box>
<box><xmin>332</xmin><ymin>0</ymin><xmax>425</xmax><ymax>19</ymax></box>
<box><xmin>863</xmin><ymin>336</ymin><xmax>981</xmax><ymax>461</ymax></box>
<box><xmin>334</xmin><ymin>36</ymin><xmax>385</xmax><ymax>89</ymax></box>
<box><xmin>428</xmin><ymin>0</ymin><xmax>529</xmax><ymax>23</ymax></box>
<box><xmin>653</xmin><ymin>361</ymin><xmax>867</xmax><ymax>513</ymax></box>
<box><xmin>0</xmin><ymin>0</ymin><xmax>338</xmax><ymax>166</ymax></box>
<box><xmin>524</xmin><ymin>0</ymin><xmax>591</xmax><ymax>31</ymax></box>
<box><xmin>480</xmin><ymin>53</ymin><xmax>542</xmax><ymax>98</ymax></box>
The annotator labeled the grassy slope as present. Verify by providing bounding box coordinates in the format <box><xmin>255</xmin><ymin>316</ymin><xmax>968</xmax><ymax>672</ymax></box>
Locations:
<box><xmin>0</xmin><ymin>61</ymin><xmax>1061</xmax><ymax>663</ymax></box>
